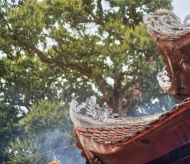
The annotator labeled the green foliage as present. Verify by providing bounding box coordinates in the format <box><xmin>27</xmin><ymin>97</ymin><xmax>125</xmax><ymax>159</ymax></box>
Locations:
<box><xmin>0</xmin><ymin>0</ymin><xmax>173</xmax><ymax>115</ymax></box>
<box><xmin>7</xmin><ymin>100</ymin><xmax>84</xmax><ymax>164</ymax></box>
<box><xmin>0</xmin><ymin>101</ymin><xmax>19</xmax><ymax>163</ymax></box>
<box><xmin>0</xmin><ymin>54</ymin><xmax>94</xmax><ymax>110</ymax></box>
<box><xmin>0</xmin><ymin>0</ymin><xmax>177</xmax><ymax>163</ymax></box>
<box><xmin>0</xmin><ymin>54</ymin><xmax>62</xmax><ymax>109</ymax></box>
<box><xmin>0</xmin><ymin>53</ymin><xmax>91</xmax><ymax>163</ymax></box>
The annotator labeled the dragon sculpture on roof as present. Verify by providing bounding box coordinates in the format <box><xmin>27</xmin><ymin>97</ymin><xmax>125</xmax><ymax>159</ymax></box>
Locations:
<box><xmin>144</xmin><ymin>9</ymin><xmax>190</xmax><ymax>100</ymax></box>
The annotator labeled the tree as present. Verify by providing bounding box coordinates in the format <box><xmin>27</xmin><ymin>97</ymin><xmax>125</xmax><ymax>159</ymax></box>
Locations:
<box><xmin>0</xmin><ymin>53</ymin><xmax>88</xmax><ymax>163</ymax></box>
<box><xmin>0</xmin><ymin>0</ymin><xmax>173</xmax><ymax>116</ymax></box>
<box><xmin>0</xmin><ymin>0</ymin><xmax>176</xmax><ymax>163</ymax></box>
<box><xmin>6</xmin><ymin>100</ymin><xmax>84</xmax><ymax>164</ymax></box>
<box><xmin>0</xmin><ymin>55</ymin><xmax>62</xmax><ymax>110</ymax></box>
<box><xmin>0</xmin><ymin>54</ymin><xmax>90</xmax><ymax>163</ymax></box>
<box><xmin>0</xmin><ymin>101</ymin><xmax>19</xmax><ymax>164</ymax></box>
<box><xmin>0</xmin><ymin>54</ymin><xmax>95</xmax><ymax>114</ymax></box>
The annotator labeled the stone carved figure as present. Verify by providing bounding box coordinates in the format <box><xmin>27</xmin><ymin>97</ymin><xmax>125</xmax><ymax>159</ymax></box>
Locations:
<box><xmin>156</xmin><ymin>66</ymin><xmax>172</xmax><ymax>91</ymax></box>
<box><xmin>71</xmin><ymin>96</ymin><xmax>119</xmax><ymax>122</ymax></box>
<box><xmin>144</xmin><ymin>9</ymin><xmax>189</xmax><ymax>35</ymax></box>
<box><xmin>144</xmin><ymin>9</ymin><xmax>190</xmax><ymax>100</ymax></box>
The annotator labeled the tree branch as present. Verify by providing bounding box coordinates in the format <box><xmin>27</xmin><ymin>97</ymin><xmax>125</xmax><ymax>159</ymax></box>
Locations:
<box><xmin>71</xmin><ymin>0</ymin><xmax>104</xmax><ymax>27</ymax></box>
<box><xmin>97</xmin><ymin>0</ymin><xmax>104</xmax><ymax>24</ymax></box>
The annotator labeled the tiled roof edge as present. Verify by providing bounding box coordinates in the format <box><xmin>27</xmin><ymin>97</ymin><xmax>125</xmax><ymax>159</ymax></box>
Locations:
<box><xmin>74</xmin><ymin>98</ymin><xmax>190</xmax><ymax>145</ymax></box>
<box><xmin>70</xmin><ymin>96</ymin><xmax>164</xmax><ymax>128</ymax></box>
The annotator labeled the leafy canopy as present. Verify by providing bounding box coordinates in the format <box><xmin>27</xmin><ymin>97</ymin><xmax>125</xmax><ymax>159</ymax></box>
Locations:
<box><xmin>0</xmin><ymin>0</ymin><xmax>173</xmax><ymax>116</ymax></box>
<box><xmin>7</xmin><ymin>100</ymin><xmax>84</xmax><ymax>164</ymax></box>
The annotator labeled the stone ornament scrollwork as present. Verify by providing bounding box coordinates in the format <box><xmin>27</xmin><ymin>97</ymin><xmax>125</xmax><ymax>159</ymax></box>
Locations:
<box><xmin>70</xmin><ymin>96</ymin><xmax>119</xmax><ymax>122</ymax></box>
<box><xmin>184</xmin><ymin>15</ymin><xmax>190</xmax><ymax>27</ymax></box>
<box><xmin>156</xmin><ymin>66</ymin><xmax>172</xmax><ymax>92</ymax></box>
<box><xmin>144</xmin><ymin>9</ymin><xmax>190</xmax><ymax>100</ymax></box>
<box><xmin>144</xmin><ymin>9</ymin><xmax>189</xmax><ymax>35</ymax></box>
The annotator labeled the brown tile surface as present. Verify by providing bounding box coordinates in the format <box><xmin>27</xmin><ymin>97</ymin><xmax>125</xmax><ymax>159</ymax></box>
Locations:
<box><xmin>75</xmin><ymin>124</ymin><xmax>147</xmax><ymax>145</ymax></box>
<box><xmin>74</xmin><ymin>99</ymin><xmax>190</xmax><ymax>145</ymax></box>
<box><xmin>74</xmin><ymin>99</ymin><xmax>190</xmax><ymax>164</ymax></box>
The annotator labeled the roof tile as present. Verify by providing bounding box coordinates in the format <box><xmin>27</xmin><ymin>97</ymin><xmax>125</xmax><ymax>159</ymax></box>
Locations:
<box><xmin>75</xmin><ymin>124</ymin><xmax>150</xmax><ymax>145</ymax></box>
<box><xmin>75</xmin><ymin>100</ymin><xmax>190</xmax><ymax>146</ymax></box>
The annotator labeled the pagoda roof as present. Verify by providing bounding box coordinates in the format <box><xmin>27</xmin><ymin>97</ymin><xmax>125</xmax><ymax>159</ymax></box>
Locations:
<box><xmin>70</xmin><ymin>10</ymin><xmax>190</xmax><ymax>164</ymax></box>
<box><xmin>71</xmin><ymin>97</ymin><xmax>190</xmax><ymax>163</ymax></box>
<box><xmin>144</xmin><ymin>9</ymin><xmax>190</xmax><ymax>100</ymax></box>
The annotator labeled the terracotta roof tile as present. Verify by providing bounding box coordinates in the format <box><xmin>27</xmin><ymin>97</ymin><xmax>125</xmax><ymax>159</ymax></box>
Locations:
<box><xmin>85</xmin><ymin>133</ymin><xmax>92</xmax><ymax>137</ymax></box>
<box><xmin>76</xmin><ymin>127</ymin><xmax>88</xmax><ymax>132</ymax></box>
<box><xmin>93</xmin><ymin>129</ymin><xmax>102</xmax><ymax>133</ymax></box>
<box><xmin>74</xmin><ymin>99</ymin><xmax>190</xmax><ymax>147</ymax></box>
<box><xmin>75</xmin><ymin>124</ymin><xmax>147</xmax><ymax>145</ymax></box>
<box><xmin>92</xmin><ymin>136</ymin><xmax>99</xmax><ymax>140</ymax></box>
<box><xmin>104</xmin><ymin>140</ymin><xmax>112</xmax><ymax>145</ymax></box>
<box><xmin>109</xmin><ymin>130</ymin><xmax>116</xmax><ymax>134</ymax></box>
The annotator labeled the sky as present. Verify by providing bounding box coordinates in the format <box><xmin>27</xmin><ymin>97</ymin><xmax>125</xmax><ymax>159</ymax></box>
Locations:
<box><xmin>172</xmin><ymin>0</ymin><xmax>190</xmax><ymax>20</ymax></box>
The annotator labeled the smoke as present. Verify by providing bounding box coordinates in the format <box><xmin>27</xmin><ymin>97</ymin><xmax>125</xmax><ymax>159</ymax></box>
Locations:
<box><xmin>7</xmin><ymin>127</ymin><xmax>85</xmax><ymax>164</ymax></box>
<box><xmin>5</xmin><ymin>102</ymin><xmax>86</xmax><ymax>164</ymax></box>
<box><xmin>38</xmin><ymin>128</ymin><xmax>85</xmax><ymax>164</ymax></box>
<box><xmin>128</xmin><ymin>95</ymin><xmax>181</xmax><ymax>117</ymax></box>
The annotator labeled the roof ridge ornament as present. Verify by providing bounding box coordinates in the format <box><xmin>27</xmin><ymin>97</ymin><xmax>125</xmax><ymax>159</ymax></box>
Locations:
<box><xmin>144</xmin><ymin>9</ymin><xmax>190</xmax><ymax>35</ymax></box>
<box><xmin>70</xmin><ymin>96</ymin><xmax>119</xmax><ymax>123</ymax></box>
<box><xmin>156</xmin><ymin>66</ymin><xmax>172</xmax><ymax>92</ymax></box>
<box><xmin>184</xmin><ymin>15</ymin><xmax>190</xmax><ymax>27</ymax></box>
<box><xmin>144</xmin><ymin>9</ymin><xmax>190</xmax><ymax>100</ymax></box>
